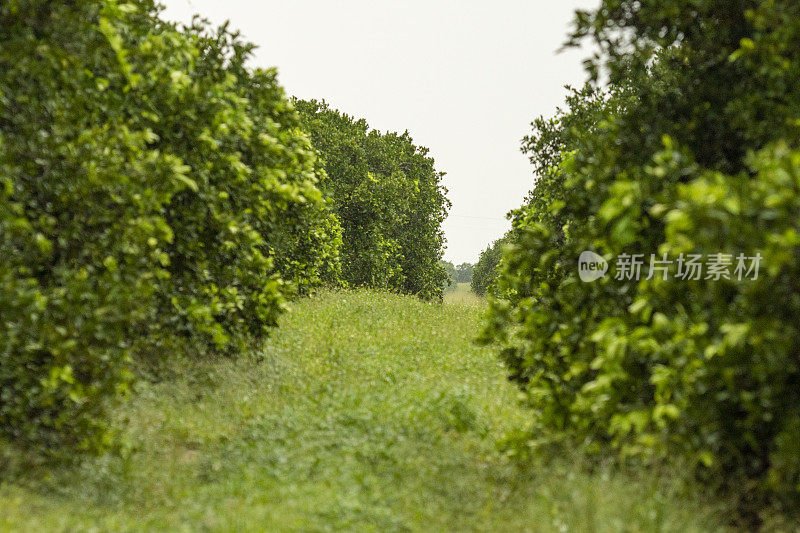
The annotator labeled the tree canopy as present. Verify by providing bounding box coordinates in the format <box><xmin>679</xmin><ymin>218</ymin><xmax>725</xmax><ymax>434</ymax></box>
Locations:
<box><xmin>483</xmin><ymin>0</ymin><xmax>800</xmax><ymax>517</ymax></box>
<box><xmin>0</xmin><ymin>0</ymin><xmax>341</xmax><ymax>455</ymax></box>
<box><xmin>296</xmin><ymin>99</ymin><xmax>450</xmax><ymax>300</ymax></box>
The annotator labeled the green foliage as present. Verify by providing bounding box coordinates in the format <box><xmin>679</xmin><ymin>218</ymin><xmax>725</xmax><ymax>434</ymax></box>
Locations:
<box><xmin>0</xmin><ymin>0</ymin><xmax>173</xmax><ymax>455</ymax></box>
<box><xmin>135</xmin><ymin>19</ymin><xmax>341</xmax><ymax>350</ymax></box>
<box><xmin>471</xmin><ymin>239</ymin><xmax>506</xmax><ymax>296</ymax></box>
<box><xmin>637</xmin><ymin>145</ymin><xmax>800</xmax><ymax>508</ymax></box>
<box><xmin>0</xmin><ymin>0</ymin><xmax>339</xmax><ymax>456</ymax></box>
<box><xmin>472</xmin><ymin>84</ymin><xmax>610</xmax><ymax>298</ymax></box>
<box><xmin>521</xmin><ymin>83</ymin><xmax>611</xmax><ymax>185</ymax></box>
<box><xmin>453</xmin><ymin>262</ymin><xmax>473</xmax><ymax>284</ymax></box>
<box><xmin>439</xmin><ymin>260</ymin><xmax>456</xmax><ymax>290</ymax></box>
<box><xmin>485</xmin><ymin>0</ymin><xmax>800</xmax><ymax>516</ymax></box>
<box><xmin>296</xmin><ymin>100</ymin><xmax>449</xmax><ymax>299</ymax></box>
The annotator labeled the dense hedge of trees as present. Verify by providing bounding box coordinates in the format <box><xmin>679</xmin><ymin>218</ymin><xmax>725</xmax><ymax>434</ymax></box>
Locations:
<box><xmin>0</xmin><ymin>0</ymin><xmax>341</xmax><ymax>456</ymax></box>
<box><xmin>470</xmin><ymin>239</ymin><xmax>505</xmax><ymax>296</ymax></box>
<box><xmin>453</xmin><ymin>262</ymin><xmax>473</xmax><ymax>284</ymax></box>
<box><xmin>441</xmin><ymin>261</ymin><xmax>473</xmax><ymax>285</ymax></box>
<box><xmin>0</xmin><ymin>0</ymin><xmax>453</xmax><ymax>457</ymax></box>
<box><xmin>295</xmin><ymin>100</ymin><xmax>450</xmax><ymax>300</ymax></box>
<box><xmin>483</xmin><ymin>0</ymin><xmax>800</xmax><ymax>517</ymax></box>
<box><xmin>440</xmin><ymin>260</ymin><xmax>457</xmax><ymax>289</ymax></box>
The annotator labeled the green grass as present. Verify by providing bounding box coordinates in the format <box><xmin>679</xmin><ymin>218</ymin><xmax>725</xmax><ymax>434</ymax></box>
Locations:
<box><xmin>443</xmin><ymin>282</ymin><xmax>480</xmax><ymax>305</ymax></box>
<box><xmin>0</xmin><ymin>290</ymin><xmax>726</xmax><ymax>531</ymax></box>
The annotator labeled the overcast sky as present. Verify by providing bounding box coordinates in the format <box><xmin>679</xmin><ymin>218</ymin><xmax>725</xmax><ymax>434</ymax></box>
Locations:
<box><xmin>161</xmin><ymin>0</ymin><xmax>597</xmax><ymax>264</ymax></box>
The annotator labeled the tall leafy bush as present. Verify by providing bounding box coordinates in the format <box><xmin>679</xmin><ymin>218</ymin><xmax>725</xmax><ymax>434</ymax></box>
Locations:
<box><xmin>0</xmin><ymin>0</ymin><xmax>339</xmax><ymax>455</ymax></box>
<box><xmin>471</xmin><ymin>239</ymin><xmax>505</xmax><ymax>296</ymax></box>
<box><xmin>296</xmin><ymin>100</ymin><xmax>449</xmax><ymax>299</ymax></box>
<box><xmin>484</xmin><ymin>0</ymin><xmax>800</xmax><ymax>514</ymax></box>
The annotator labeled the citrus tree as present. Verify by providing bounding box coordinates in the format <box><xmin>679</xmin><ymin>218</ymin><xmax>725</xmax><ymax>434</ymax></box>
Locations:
<box><xmin>0</xmin><ymin>0</ymin><xmax>340</xmax><ymax>455</ymax></box>
<box><xmin>484</xmin><ymin>0</ymin><xmax>800</xmax><ymax>515</ymax></box>
<box><xmin>296</xmin><ymin>99</ymin><xmax>449</xmax><ymax>299</ymax></box>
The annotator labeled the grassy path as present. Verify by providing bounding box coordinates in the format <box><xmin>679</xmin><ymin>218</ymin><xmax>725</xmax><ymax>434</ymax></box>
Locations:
<box><xmin>0</xmin><ymin>290</ymin><xmax>722</xmax><ymax>531</ymax></box>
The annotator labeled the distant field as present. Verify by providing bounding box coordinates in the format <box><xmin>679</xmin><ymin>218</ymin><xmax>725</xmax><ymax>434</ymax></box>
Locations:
<box><xmin>0</xmin><ymin>290</ymin><xmax>724</xmax><ymax>531</ymax></box>
<box><xmin>443</xmin><ymin>282</ymin><xmax>480</xmax><ymax>304</ymax></box>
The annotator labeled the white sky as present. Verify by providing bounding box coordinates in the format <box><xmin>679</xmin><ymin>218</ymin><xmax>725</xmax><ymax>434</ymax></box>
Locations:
<box><xmin>161</xmin><ymin>0</ymin><xmax>597</xmax><ymax>264</ymax></box>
